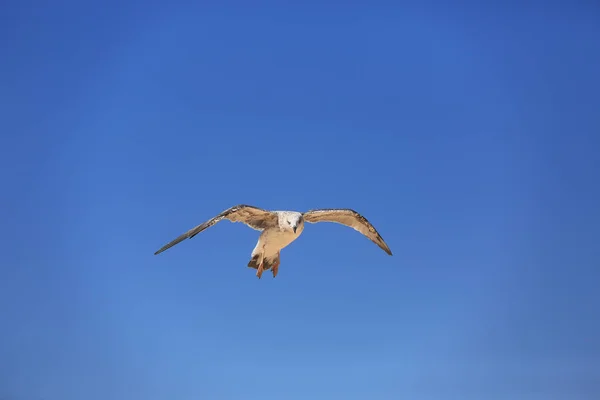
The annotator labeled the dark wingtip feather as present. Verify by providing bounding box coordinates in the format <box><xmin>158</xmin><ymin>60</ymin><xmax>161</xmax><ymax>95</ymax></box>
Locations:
<box><xmin>380</xmin><ymin>242</ymin><xmax>393</xmax><ymax>256</ymax></box>
<box><xmin>153</xmin><ymin>232</ymin><xmax>191</xmax><ymax>255</ymax></box>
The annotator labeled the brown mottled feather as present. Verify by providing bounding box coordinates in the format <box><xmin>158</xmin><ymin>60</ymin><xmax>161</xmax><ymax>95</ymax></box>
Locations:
<box><xmin>154</xmin><ymin>204</ymin><xmax>278</xmax><ymax>255</ymax></box>
<box><xmin>302</xmin><ymin>208</ymin><xmax>393</xmax><ymax>255</ymax></box>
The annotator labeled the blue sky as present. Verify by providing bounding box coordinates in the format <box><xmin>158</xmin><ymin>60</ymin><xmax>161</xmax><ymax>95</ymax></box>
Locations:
<box><xmin>1</xmin><ymin>1</ymin><xmax>599</xmax><ymax>399</ymax></box>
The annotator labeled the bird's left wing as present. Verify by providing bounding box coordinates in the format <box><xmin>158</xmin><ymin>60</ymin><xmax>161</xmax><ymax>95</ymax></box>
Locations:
<box><xmin>154</xmin><ymin>204</ymin><xmax>278</xmax><ymax>255</ymax></box>
<box><xmin>302</xmin><ymin>208</ymin><xmax>393</xmax><ymax>255</ymax></box>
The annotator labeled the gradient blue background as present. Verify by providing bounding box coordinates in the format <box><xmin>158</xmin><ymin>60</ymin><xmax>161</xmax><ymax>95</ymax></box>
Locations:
<box><xmin>1</xmin><ymin>1</ymin><xmax>599</xmax><ymax>399</ymax></box>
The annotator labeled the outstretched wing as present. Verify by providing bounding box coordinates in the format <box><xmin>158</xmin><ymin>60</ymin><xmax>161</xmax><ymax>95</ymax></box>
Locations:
<box><xmin>302</xmin><ymin>208</ymin><xmax>392</xmax><ymax>255</ymax></box>
<box><xmin>154</xmin><ymin>204</ymin><xmax>278</xmax><ymax>255</ymax></box>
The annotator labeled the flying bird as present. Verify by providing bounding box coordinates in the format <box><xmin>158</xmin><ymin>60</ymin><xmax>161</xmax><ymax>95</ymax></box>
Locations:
<box><xmin>154</xmin><ymin>204</ymin><xmax>392</xmax><ymax>278</ymax></box>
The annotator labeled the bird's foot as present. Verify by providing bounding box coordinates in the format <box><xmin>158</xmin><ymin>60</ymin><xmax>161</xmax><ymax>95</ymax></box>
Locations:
<box><xmin>272</xmin><ymin>257</ymin><xmax>280</xmax><ymax>278</ymax></box>
<box><xmin>256</xmin><ymin>262</ymin><xmax>264</xmax><ymax>279</ymax></box>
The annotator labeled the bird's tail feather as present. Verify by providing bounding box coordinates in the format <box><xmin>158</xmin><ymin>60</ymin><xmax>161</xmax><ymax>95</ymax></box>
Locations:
<box><xmin>247</xmin><ymin>253</ymin><xmax>262</xmax><ymax>269</ymax></box>
<box><xmin>262</xmin><ymin>254</ymin><xmax>279</xmax><ymax>271</ymax></box>
<box><xmin>247</xmin><ymin>253</ymin><xmax>279</xmax><ymax>270</ymax></box>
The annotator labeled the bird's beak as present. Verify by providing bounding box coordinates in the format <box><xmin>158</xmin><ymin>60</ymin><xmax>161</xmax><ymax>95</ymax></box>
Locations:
<box><xmin>293</xmin><ymin>226</ymin><xmax>297</xmax><ymax>234</ymax></box>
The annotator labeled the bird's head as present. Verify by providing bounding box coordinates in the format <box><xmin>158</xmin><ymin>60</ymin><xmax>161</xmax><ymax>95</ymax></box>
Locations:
<box><xmin>286</xmin><ymin>213</ymin><xmax>303</xmax><ymax>234</ymax></box>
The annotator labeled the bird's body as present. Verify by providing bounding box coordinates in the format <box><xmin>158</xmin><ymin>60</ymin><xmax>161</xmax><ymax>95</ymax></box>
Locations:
<box><xmin>154</xmin><ymin>205</ymin><xmax>391</xmax><ymax>278</ymax></box>
<box><xmin>247</xmin><ymin>211</ymin><xmax>305</xmax><ymax>277</ymax></box>
<box><xmin>255</xmin><ymin>212</ymin><xmax>305</xmax><ymax>257</ymax></box>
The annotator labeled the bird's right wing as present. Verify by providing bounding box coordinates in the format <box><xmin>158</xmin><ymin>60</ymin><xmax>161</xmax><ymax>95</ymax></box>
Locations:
<box><xmin>302</xmin><ymin>208</ymin><xmax>393</xmax><ymax>255</ymax></box>
<box><xmin>154</xmin><ymin>204</ymin><xmax>278</xmax><ymax>255</ymax></box>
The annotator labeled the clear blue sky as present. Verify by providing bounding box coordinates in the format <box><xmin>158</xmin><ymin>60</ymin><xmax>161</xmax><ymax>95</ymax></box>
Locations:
<box><xmin>1</xmin><ymin>1</ymin><xmax>599</xmax><ymax>399</ymax></box>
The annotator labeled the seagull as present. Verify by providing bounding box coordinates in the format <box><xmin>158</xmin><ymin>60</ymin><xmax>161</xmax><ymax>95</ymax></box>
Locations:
<box><xmin>154</xmin><ymin>204</ymin><xmax>392</xmax><ymax>278</ymax></box>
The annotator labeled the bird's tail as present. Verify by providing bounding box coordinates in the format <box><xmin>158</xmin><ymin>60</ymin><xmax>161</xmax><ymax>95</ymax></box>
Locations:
<box><xmin>247</xmin><ymin>253</ymin><xmax>279</xmax><ymax>270</ymax></box>
<box><xmin>262</xmin><ymin>254</ymin><xmax>280</xmax><ymax>271</ymax></box>
<box><xmin>247</xmin><ymin>253</ymin><xmax>263</xmax><ymax>269</ymax></box>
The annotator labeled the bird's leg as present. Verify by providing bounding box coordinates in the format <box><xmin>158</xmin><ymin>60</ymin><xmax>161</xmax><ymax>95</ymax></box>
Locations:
<box><xmin>272</xmin><ymin>252</ymin><xmax>280</xmax><ymax>278</ymax></box>
<box><xmin>256</xmin><ymin>259</ymin><xmax>264</xmax><ymax>279</ymax></box>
